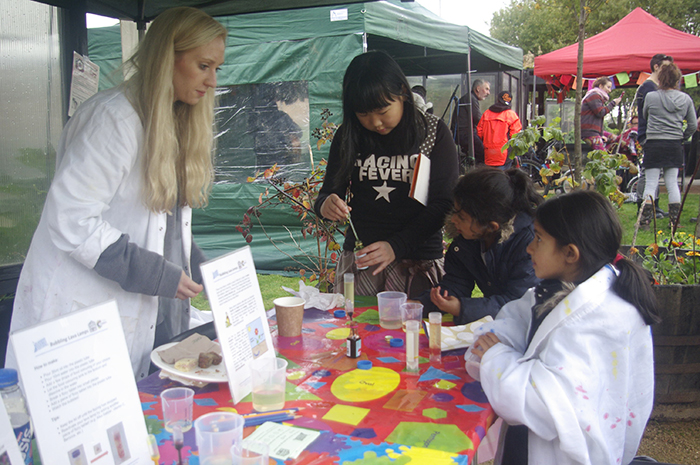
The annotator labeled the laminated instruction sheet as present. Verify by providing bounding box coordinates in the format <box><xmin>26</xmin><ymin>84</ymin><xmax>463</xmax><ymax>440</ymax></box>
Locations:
<box><xmin>11</xmin><ymin>300</ymin><xmax>150</xmax><ymax>465</ymax></box>
<box><xmin>200</xmin><ymin>245</ymin><xmax>275</xmax><ymax>403</ymax></box>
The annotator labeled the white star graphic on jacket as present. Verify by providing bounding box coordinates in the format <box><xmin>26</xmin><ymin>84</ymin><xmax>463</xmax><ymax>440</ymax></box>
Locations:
<box><xmin>373</xmin><ymin>181</ymin><xmax>396</xmax><ymax>202</ymax></box>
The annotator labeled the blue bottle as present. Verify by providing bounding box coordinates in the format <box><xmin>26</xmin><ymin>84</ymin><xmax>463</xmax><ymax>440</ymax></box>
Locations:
<box><xmin>0</xmin><ymin>369</ymin><xmax>33</xmax><ymax>465</ymax></box>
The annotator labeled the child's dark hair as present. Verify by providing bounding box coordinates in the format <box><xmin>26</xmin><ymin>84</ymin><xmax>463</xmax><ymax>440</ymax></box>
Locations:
<box><xmin>535</xmin><ymin>190</ymin><xmax>660</xmax><ymax>325</ymax></box>
<box><xmin>453</xmin><ymin>167</ymin><xmax>543</xmax><ymax>228</ymax></box>
<box><xmin>334</xmin><ymin>50</ymin><xmax>426</xmax><ymax>187</ymax></box>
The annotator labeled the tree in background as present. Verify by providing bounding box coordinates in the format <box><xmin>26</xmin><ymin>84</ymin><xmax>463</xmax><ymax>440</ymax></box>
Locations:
<box><xmin>492</xmin><ymin>0</ymin><xmax>700</xmax><ymax>56</ymax></box>
<box><xmin>492</xmin><ymin>0</ymin><xmax>700</xmax><ymax>182</ymax></box>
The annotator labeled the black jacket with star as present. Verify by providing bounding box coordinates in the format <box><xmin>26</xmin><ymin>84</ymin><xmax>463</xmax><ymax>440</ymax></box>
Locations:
<box><xmin>315</xmin><ymin>119</ymin><xmax>458</xmax><ymax>260</ymax></box>
<box><xmin>417</xmin><ymin>212</ymin><xmax>540</xmax><ymax>324</ymax></box>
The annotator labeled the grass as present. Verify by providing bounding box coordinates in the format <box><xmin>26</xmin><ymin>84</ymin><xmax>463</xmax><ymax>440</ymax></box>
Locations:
<box><xmin>617</xmin><ymin>193</ymin><xmax>699</xmax><ymax>246</ymax></box>
<box><xmin>191</xmin><ymin>191</ymin><xmax>699</xmax><ymax>312</ymax></box>
<box><xmin>192</xmin><ymin>274</ymin><xmax>300</xmax><ymax>312</ymax></box>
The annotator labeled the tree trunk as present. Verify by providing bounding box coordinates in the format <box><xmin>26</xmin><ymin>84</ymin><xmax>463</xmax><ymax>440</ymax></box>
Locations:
<box><xmin>573</xmin><ymin>0</ymin><xmax>586</xmax><ymax>185</ymax></box>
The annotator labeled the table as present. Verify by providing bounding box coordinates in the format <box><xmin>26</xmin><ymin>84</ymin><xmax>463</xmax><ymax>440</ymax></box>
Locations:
<box><xmin>139</xmin><ymin>303</ymin><xmax>495</xmax><ymax>464</ymax></box>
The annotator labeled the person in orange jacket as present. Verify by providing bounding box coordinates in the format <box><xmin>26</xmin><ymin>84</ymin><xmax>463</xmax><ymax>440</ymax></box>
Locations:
<box><xmin>477</xmin><ymin>91</ymin><xmax>522</xmax><ymax>169</ymax></box>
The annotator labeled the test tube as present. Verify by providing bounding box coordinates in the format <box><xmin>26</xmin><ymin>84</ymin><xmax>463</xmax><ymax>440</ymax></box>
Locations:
<box><xmin>344</xmin><ymin>273</ymin><xmax>354</xmax><ymax>312</ymax></box>
<box><xmin>429</xmin><ymin>312</ymin><xmax>442</xmax><ymax>364</ymax></box>
<box><xmin>346</xmin><ymin>299</ymin><xmax>354</xmax><ymax>322</ymax></box>
<box><xmin>405</xmin><ymin>320</ymin><xmax>419</xmax><ymax>373</ymax></box>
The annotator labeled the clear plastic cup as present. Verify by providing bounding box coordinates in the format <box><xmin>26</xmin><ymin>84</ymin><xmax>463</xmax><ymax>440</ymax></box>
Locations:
<box><xmin>251</xmin><ymin>357</ymin><xmax>288</xmax><ymax>412</ymax></box>
<box><xmin>400</xmin><ymin>302</ymin><xmax>424</xmax><ymax>331</ymax></box>
<box><xmin>377</xmin><ymin>291</ymin><xmax>407</xmax><ymax>329</ymax></box>
<box><xmin>194</xmin><ymin>412</ymin><xmax>244</xmax><ymax>465</ymax></box>
<box><xmin>161</xmin><ymin>387</ymin><xmax>194</xmax><ymax>433</ymax></box>
<box><xmin>231</xmin><ymin>441</ymin><xmax>269</xmax><ymax>465</ymax></box>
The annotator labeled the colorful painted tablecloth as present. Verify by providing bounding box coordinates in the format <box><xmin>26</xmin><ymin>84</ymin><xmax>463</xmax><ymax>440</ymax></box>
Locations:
<box><xmin>139</xmin><ymin>305</ymin><xmax>494</xmax><ymax>464</ymax></box>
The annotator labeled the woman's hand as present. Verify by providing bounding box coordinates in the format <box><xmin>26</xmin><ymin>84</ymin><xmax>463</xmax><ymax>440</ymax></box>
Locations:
<box><xmin>471</xmin><ymin>332</ymin><xmax>501</xmax><ymax>358</ymax></box>
<box><xmin>429</xmin><ymin>286</ymin><xmax>460</xmax><ymax>316</ymax></box>
<box><xmin>319</xmin><ymin>194</ymin><xmax>350</xmax><ymax>221</ymax></box>
<box><xmin>356</xmin><ymin>241</ymin><xmax>395</xmax><ymax>275</ymax></box>
<box><xmin>176</xmin><ymin>271</ymin><xmax>204</xmax><ymax>300</ymax></box>
<box><xmin>613</xmin><ymin>96</ymin><xmax>622</xmax><ymax>105</ymax></box>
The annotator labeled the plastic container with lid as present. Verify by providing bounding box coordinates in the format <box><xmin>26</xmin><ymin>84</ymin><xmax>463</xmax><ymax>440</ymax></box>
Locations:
<box><xmin>0</xmin><ymin>369</ymin><xmax>33</xmax><ymax>465</ymax></box>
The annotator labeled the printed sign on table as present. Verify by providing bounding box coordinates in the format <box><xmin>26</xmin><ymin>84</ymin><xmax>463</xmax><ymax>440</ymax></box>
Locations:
<box><xmin>200</xmin><ymin>246</ymin><xmax>275</xmax><ymax>403</ymax></box>
<box><xmin>10</xmin><ymin>301</ymin><xmax>150</xmax><ymax>465</ymax></box>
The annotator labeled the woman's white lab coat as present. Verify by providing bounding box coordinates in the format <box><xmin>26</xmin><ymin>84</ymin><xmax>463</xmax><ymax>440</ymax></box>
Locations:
<box><xmin>10</xmin><ymin>88</ymin><xmax>193</xmax><ymax>380</ymax></box>
<box><xmin>467</xmin><ymin>266</ymin><xmax>654</xmax><ymax>465</ymax></box>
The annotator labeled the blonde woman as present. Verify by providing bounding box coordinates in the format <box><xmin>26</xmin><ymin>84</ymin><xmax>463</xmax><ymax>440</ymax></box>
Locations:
<box><xmin>8</xmin><ymin>7</ymin><xmax>227</xmax><ymax>379</ymax></box>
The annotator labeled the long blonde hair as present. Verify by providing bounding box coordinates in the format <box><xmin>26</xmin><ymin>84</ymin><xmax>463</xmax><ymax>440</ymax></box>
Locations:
<box><xmin>124</xmin><ymin>7</ymin><xmax>227</xmax><ymax>213</ymax></box>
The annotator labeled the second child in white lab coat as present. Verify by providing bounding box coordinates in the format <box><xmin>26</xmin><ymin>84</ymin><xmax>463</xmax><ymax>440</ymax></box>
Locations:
<box><xmin>467</xmin><ymin>191</ymin><xmax>660</xmax><ymax>465</ymax></box>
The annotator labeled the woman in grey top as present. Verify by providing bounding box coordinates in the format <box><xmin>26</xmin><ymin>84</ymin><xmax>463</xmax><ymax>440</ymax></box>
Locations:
<box><xmin>641</xmin><ymin>63</ymin><xmax>697</xmax><ymax>228</ymax></box>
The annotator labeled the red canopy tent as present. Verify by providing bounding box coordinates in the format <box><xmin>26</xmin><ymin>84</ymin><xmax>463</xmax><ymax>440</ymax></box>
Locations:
<box><xmin>534</xmin><ymin>8</ymin><xmax>700</xmax><ymax>90</ymax></box>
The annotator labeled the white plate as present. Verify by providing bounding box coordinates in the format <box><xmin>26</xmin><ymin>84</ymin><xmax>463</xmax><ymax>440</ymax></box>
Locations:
<box><xmin>150</xmin><ymin>342</ymin><xmax>228</xmax><ymax>383</ymax></box>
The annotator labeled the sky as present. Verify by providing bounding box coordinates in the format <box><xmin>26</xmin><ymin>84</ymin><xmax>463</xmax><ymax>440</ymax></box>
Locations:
<box><xmin>415</xmin><ymin>0</ymin><xmax>511</xmax><ymax>36</ymax></box>
<box><xmin>88</xmin><ymin>0</ymin><xmax>511</xmax><ymax>35</ymax></box>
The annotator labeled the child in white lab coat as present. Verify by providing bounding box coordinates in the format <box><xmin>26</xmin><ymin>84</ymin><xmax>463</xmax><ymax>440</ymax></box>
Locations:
<box><xmin>467</xmin><ymin>190</ymin><xmax>660</xmax><ymax>465</ymax></box>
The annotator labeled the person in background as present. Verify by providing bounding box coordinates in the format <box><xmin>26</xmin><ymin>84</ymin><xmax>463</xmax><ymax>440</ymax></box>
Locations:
<box><xmin>641</xmin><ymin>63</ymin><xmax>697</xmax><ymax>228</ymax></box>
<box><xmin>8</xmin><ymin>7</ymin><xmax>227</xmax><ymax>379</ymax></box>
<box><xmin>419</xmin><ymin>167</ymin><xmax>542</xmax><ymax>324</ymax></box>
<box><xmin>580</xmin><ymin>76</ymin><xmax>622</xmax><ymax>150</ymax></box>
<box><xmin>477</xmin><ymin>91</ymin><xmax>522</xmax><ymax>170</ymax></box>
<box><xmin>636</xmin><ymin>53</ymin><xmax>674</xmax><ymax>219</ymax></box>
<box><xmin>467</xmin><ymin>190</ymin><xmax>660</xmax><ymax>465</ymax></box>
<box><xmin>411</xmin><ymin>85</ymin><xmax>434</xmax><ymax>114</ymax></box>
<box><xmin>315</xmin><ymin>51</ymin><xmax>459</xmax><ymax>299</ymax></box>
<box><xmin>452</xmin><ymin>79</ymin><xmax>490</xmax><ymax>164</ymax></box>
<box><xmin>607</xmin><ymin>115</ymin><xmax>639</xmax><ymax>161</ymax></box>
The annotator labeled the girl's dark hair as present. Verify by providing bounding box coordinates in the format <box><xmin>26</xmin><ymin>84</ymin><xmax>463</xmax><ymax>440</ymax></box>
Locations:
<box><xmin>335</xmin><ymin>50</ymin><xmax>426</xmax><ymax>187</ymax></box>
<box><xmin>535</xmin><ymin>190</ymin><xmax>660</xmax><ymax>325</ymax></box>
<box><xmin>453</xmin><ymin>167</ymin><xmax>543</xmax><ymax>228</ymax></box>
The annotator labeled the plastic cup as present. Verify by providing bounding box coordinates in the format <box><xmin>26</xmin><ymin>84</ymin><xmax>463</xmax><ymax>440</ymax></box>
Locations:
<box><xmin>231</xmin><ymin>441</ymin><xmax>269</xmax><ymax>465</ymax></box>
<box><xmin>251</xmin><ymin>357</ymin><xmax>288</xmax><ymax>412</ymax></box>
<box><xmin>377</xmin><ymin>291</ymin><xmax>407</xmax><ymax>330</ymax></box>
<box><xmin>274</xmin><ymin>296</ymin><xmax>305</xmax><ymax>337</ymax></box>
<box><xmin>400</xmin><ymin>302</ymin><xmax>424</xmax><ymax>331</ymax></box>
<box><xmin>194</xmin><ymin>412</ymin><xmax>244</xmax><ymax>465</ymax></box>
<box><xmin>355</xmin><ymin>251</ymin><xmax>368</xmax><ymax>270</ymax></box>
<box><xmin>161</xmin><ymin>387</ymin><xmax>194</xmax><ymax>433</ymax></box>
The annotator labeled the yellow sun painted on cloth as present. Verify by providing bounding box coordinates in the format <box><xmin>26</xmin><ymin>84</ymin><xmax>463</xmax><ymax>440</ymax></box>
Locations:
<box><xmin>331</xmin><ymin>367</ymin><xmax>400</xmax><ymax>402</ymax></box>
<box><xmin>383</xmin><ymin>445</ymin><xmax>462</xmax><ymax>464</ymax></box>
<box><xmin>327</xmin><ymin>327</ymin><xmax>351</xmax><ymax>340</ymax></box>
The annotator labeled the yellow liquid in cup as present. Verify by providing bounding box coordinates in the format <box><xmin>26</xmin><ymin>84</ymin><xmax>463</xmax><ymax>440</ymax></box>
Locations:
<box><xmin>252</xmin><ymin>388</ymin><xmax>285</xmax><ymax>412</ymax></box>
<box><xmin>164</xmin><ymin>420</ymin><xmax>192</xmax><ymax>433</ymax></box>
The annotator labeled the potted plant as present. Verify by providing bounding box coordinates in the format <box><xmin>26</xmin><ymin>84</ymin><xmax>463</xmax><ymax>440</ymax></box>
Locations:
<box><xmin>627</xmin><ymin>216</ymin><xmax>700</xmax><ymax>412</ymax></box>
